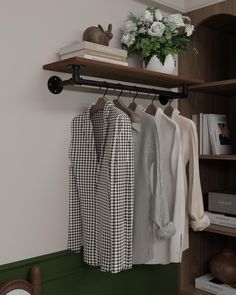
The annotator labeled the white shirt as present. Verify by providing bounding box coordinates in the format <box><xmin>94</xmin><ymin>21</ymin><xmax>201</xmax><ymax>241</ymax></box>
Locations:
<box><xmin>146</xmin><ymin>108</ymin><xmax>186</xmax><ymax>264</ymax></box>
<box><xmin>171</xmin><ymin>109</ymin><xmax>210</xmax><ymax>251</ymax></box>
<box><xmin>132</xmin><ymin>111</ymin><xmax>176</xmax><ymax>264</ymax></box>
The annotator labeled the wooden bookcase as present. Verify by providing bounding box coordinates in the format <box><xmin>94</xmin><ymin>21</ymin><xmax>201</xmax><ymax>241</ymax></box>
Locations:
<box><xmin>178</xmin><ymin>1</ymin><xmax>236</xmax><ymax>294</ymax></box>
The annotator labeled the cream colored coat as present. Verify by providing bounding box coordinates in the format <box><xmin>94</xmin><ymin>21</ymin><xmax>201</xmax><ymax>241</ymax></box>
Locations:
<box><xmin>147</xmin><ymin>108</ymin><xmax>210</xmax><ymax>264</ymax></box>
<box><xmin>171</xmin><ymin>109</ymin><xmax>210</xmax><ymax>251</ymax></box>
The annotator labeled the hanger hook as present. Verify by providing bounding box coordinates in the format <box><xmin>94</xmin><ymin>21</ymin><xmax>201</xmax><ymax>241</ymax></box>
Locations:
<box><xmin>118</xmin><ymin>84</ymin><xmax>123</xmax><ymax>100</ymax></box>
<box><xmin>103</xmin><ymin>82</ymin><xmax>109</xmax><ymax>97</ymax></box>
<box><xmin>133</xmin><ymin>87</ymin><xmax>139</xmax><ymax>103</ymax></box>
<box><xmin>152</xmin><ymin>90</ymin><xmax>158</xmax><ymax>104</ymax></box>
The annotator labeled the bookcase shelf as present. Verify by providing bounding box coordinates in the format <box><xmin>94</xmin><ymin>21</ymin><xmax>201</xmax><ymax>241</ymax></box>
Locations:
<box><xmin>199</xmin><ymin>155</ymin><xmax>236</xmax><ymax>161</ymax></box>
<box><xmin>189</xmin><ymin>79</ymin><xmax>236</xmax><ymax>96</ymax></box>
<box><xmin>204</xmin><ymin>224</ymin><xmax>236</xmax><ymax>238</ymax></box>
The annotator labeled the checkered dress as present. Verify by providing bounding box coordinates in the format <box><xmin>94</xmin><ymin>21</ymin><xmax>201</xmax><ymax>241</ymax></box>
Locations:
<box><xmin>68</xmin><ymin>101</ymin><xmax>134</xmax><ymax>273</ymax></box>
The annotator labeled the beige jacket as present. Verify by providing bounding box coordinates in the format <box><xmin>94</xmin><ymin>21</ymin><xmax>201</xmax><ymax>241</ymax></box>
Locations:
<box><xmin>171</xmin><ymin>109</ymin><xmax>210</xmax><ymax>251</ymax></box>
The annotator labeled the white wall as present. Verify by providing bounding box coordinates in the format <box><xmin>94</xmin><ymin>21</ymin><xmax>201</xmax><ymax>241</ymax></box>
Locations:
<box><xmin>0</xmin><ymin>0</ymin><xmax>152</xmax><ymax>265</ymax></box>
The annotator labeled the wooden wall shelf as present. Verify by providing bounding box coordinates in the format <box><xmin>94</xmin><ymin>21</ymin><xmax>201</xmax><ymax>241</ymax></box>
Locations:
<box><xmin>205</xmin><ymin>224</ymin><xmax>236</xmax><ymax>238</ymax></box>
<box><xmin>189</xmin><ymin>79</ymin><xmax>236</xmax><ymax>96</ymax></box>
<box><xmin>43</xmin><ymin>57</ymin><xmax>203</xmax><ymax>89</ymax></box>
<box><xmin>199</xmin><ymin>155</ymin><xmax>236</xmax><ymax>161</ymax></box>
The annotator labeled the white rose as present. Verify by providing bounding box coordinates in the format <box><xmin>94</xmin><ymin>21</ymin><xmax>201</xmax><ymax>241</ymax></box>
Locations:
<box><xmin>185</xmin><ymin>24</ymin><xmax>194</xmax><ymax>36</ymax></box>
<box><xmin>155</xmin><ymin>9</ymin><xmax>163</xmax><ymax>21</ymax></box>
<box><xmin>121</xmin><ymin>32</ymin><xmax>136</xmax><ymax>47</ymax></box>
<box><xmin>143</xmin><ymin>10</ymin><xmax>153</xmax><ymax>23</ymax></box>
<box><xmin>182</xmin><ymin>16</ymin><xmax>191</xmax><ymax>23</ymax></box>
<box><xmin>138</xmin><ymin>27</ymin><xmax>147</xmax><ymax>34</ymax></box>
<box><xmin>148</xmin><ymin>21</ymin><xmax>165</xmax><ymax>37</ymax></box>
<box><xmin>122</xmin><ymin>20</ymin><xmax>137</xmax><ymax>33</ymax></box>
<box><xmin>165</xmin><ymin>13</ymin><xmax>185</xmax><ymax>28</ymax></box>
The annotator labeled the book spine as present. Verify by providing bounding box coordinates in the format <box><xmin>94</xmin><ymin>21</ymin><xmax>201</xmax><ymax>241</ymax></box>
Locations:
<box><xmin>202</xmin><ymin>114</ymin><xmax>211</xmax><ymax>155</ymax></box>
<box><xmin>207</xmin><ymin>114</ymin><xmax>217</xmax><ymax>154</ymax></box>
<box><xmin>60</xmin><ymin>49</ymin><xmax>127</xmax><ymax>61</ymax></box>
<box><xmin>58</xmin><ymin>41</ymin><xmax>127</xmax><ymax>57</ymax></box>
<box><xmin>197</xmin><ymin>113</ymin><xmax>203</xmax><ymax>155</ymax></box>
<box><xmin>61</xmin><ymin>53</ymin><xmax>128</xmax><ymax>66</ymax></box>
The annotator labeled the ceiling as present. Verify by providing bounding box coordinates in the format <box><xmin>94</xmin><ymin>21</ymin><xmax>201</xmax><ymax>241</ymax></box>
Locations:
<box><xmin>148</xmin><ymin>0</ymin><xmax>227</xmax><ymax>12</ymax></box>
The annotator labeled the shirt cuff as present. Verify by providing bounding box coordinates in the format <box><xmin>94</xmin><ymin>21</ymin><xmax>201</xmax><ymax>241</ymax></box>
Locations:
<box><xmin>191</xmin><ymin>214</ymin><xmax>210</xmax><ymax>231</ymax></box>
<box><xmin>155</xmin><ymin>222</ymin><xmax>176</xmax><ymax>240</ymax></box>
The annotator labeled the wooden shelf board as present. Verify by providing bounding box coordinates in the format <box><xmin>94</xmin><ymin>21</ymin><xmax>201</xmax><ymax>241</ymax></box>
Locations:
<box><xmin>205</xmin><ymin>224</ymin><xmax>236</xmax><ymax>237</ymax></box>
<box><xmin>181</xmin><ymin>285</ymin><xmax>213</xmax><ymax>295</ymax></box>
<box><xmin>43</xmin><ymin>57</ymin><xmax>203</xmax><ymax>89</ymax></box>
<box><xmin>199</xmin><ymin>154</ymin><xmax>236</xmax><ymax>161</ymax></box>
<box><xmin>189</xmin><ymin>79</ymin><xmax>236</xmax><ymax>96</ymax></box>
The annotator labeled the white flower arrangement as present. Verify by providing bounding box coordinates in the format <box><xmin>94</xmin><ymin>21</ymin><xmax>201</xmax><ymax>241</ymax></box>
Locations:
<box><xmin>121</xmin><ymin>6</ymin><xmax>195</xmax><ymax>66</ymax></box>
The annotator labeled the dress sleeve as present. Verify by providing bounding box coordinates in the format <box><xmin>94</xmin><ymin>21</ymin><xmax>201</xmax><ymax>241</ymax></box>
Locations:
<box><xmin>149</xmin><ymin>119</ymin><xmax>176</xmax><ymax>240</ymax></box>
<box><xmin>188</xmin><ymin>121</ymin><xmax>210</xmax><ymax>231</ymax></box>
<box><xmin>67</xmin><ymin>118</ymin><xmax>82</xmax><ymax>252</ymax></box>
<box><xmin>110</xmin><ymin>114</ymin><xmax>134</xmax><ymax>273</ymax></box>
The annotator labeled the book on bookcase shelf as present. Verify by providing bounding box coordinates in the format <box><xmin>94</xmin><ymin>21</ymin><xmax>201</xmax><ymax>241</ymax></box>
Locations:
<box><xmin>206</xmin><ymin>211</ymin><xmax>236</xmax><ymax>229</ymax></box>
<box><xmin>195</xmin><ymin>273</ymin><xmax>235</xmax><ymax>295</ymax></box>
<box><xmin>202</xmin><ymin>114</ymin><xmax>211</xmax><ymax>155</ymax></box>
<box><xmin>192</xmin><ymin>113</ymin><xmax>232</xmax><ymax>155</ymax></box>
<box><xmin>58</xmin><ymin>41</ymin><xmax>127</xmax><ymax>57</ymax></box>
<box><xmin>207</xmin><ymin>114</ymin><xmax>232</xmax><ymax>155</ymax></box>
<box><xmin>60</xmin><ymin>53</ymin><xmax>128</xmax><ymax>66</ymax></box>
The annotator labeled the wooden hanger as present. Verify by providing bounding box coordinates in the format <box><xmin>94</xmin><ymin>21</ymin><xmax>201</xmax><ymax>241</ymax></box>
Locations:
<box><xmin>113</xmin><ymin>86</ymin><xmax>142</xmax><ymax>123</ymax></box>
<box><xmin>90</xmin><ymin>83</ymin><xmax>109</xmax><ymax>116</ymax></box>
<box><xmin>164</xmin><ymin>99</ymin><xmax>174</xmax><ymax>117</ymax></box>
<box><xmin>128</xmin><ymin>88</ymin><xmax>138</xmax><ymax>111</ymax></box>
<box><xmin>145</xmin><ymin>92</ymin><xmax>157</xmax><ymax>115</ymax></box>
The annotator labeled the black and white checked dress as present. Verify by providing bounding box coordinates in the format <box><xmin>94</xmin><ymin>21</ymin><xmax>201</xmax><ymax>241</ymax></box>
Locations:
<box><xmin>68</xmin><ymin>101</ymin><xmax>134</xmax><ymax>273</ymax></box>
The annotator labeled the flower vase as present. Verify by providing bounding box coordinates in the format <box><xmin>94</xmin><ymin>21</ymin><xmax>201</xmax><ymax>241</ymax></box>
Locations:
<box><xmin>145</xmin><ymin>54</ymin><xmax>176</xmax><ymax>74</ymax></box>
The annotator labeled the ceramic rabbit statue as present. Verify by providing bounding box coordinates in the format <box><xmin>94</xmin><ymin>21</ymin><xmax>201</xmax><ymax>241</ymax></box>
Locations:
<box><xmin>83</xmin><ymin>24</ymin><xmax>113</xmax><ymax>46</ymax></box>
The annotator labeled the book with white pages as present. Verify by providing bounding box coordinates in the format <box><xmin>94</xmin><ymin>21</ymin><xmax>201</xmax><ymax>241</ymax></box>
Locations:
<box><xmin>59</xmin><ymin>49</ymin><xmax>127</xmax><ymax>62</ymax></box>
<box><xmin>61</xmin><ymin>53</ymin><xmax>129</xmax><ymax>66</ymax></box>
<box><xmin>58</xmin><ymin>41</ymin><xmax>127</xmax><ymax>57</ymax></box>
<box><xmin>195</xmin><ymin>273</ymin><xmax>235</xmax><ymax>295</ymax></box>
<box><xmin>202</xmin><ymin>114</ymin><xmax>212</xmax><ymax>155</ymax></box>
<box><xmin>206</xmin><ymin>211</ymin><xmax>236</xmax><ymax>228</ymax></box>
<box><xmin>207</xmin><ymin>114</ymin><xmax>232</xmax><ymax>155</ymax></box>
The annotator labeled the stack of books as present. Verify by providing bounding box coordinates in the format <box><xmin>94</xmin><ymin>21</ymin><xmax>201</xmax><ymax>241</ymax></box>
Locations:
<box><xmin>206</xmin><ymin>211</ymin><xmax>236</xmax><ymax>229</ymax></box>
<box><xmin>192</xmin><ymin>113</ymin><xmax>232</xmax><ymax>155</ymax></box>
<box><xmin>195</xmin><ymin>273</ymin><xmax>235</xmax><ymax>295</ymax></box>
<box><xmin>58</xmin><ymin>41</ymin><xmax>128</xmax><ymax>66</ymax></box>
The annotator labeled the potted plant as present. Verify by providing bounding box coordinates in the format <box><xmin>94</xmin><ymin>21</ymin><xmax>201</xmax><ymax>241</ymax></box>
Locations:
<box><xmin>121</xmin><ymin>6</ymin><xmax>195</xmax><ymax>74</ymax></box>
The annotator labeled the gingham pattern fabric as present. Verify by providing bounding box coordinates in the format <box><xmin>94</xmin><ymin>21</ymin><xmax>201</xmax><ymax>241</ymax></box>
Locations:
<box><xmin>68</xmin><ymin>101</ymin><xmax>134</xmax><ymax>273</ymax></box>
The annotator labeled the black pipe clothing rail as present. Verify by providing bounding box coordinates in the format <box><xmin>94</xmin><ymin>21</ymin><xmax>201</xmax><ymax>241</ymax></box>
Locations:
<box><xmin>47</xmin><ymin>65</ymin><xmax>188</xmax><ymax>105</ymax></box>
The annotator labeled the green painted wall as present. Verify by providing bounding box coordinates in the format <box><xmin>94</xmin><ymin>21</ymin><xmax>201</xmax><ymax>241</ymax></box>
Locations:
<box><xmin>0</xmin><ymin>250</ymin><xmax>178</xmax><ymax>295</ymax></box>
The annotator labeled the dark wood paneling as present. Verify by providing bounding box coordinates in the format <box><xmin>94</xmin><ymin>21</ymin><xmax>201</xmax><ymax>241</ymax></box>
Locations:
<box><xmin>180</xmin><ymin>231</ymin><xmax>226</xmax><ymax>292</ymax></box>
<box><xmin>179</xmin><ymin>2</ymin><xmax>236</xmax><ymax>294</ymax></box>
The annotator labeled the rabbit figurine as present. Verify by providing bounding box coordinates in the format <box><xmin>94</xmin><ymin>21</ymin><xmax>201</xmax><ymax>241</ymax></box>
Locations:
<box><xmin>83</xmin><ymin>24</ymin><xmax>113</xmax><ymax>46</ymax></box>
